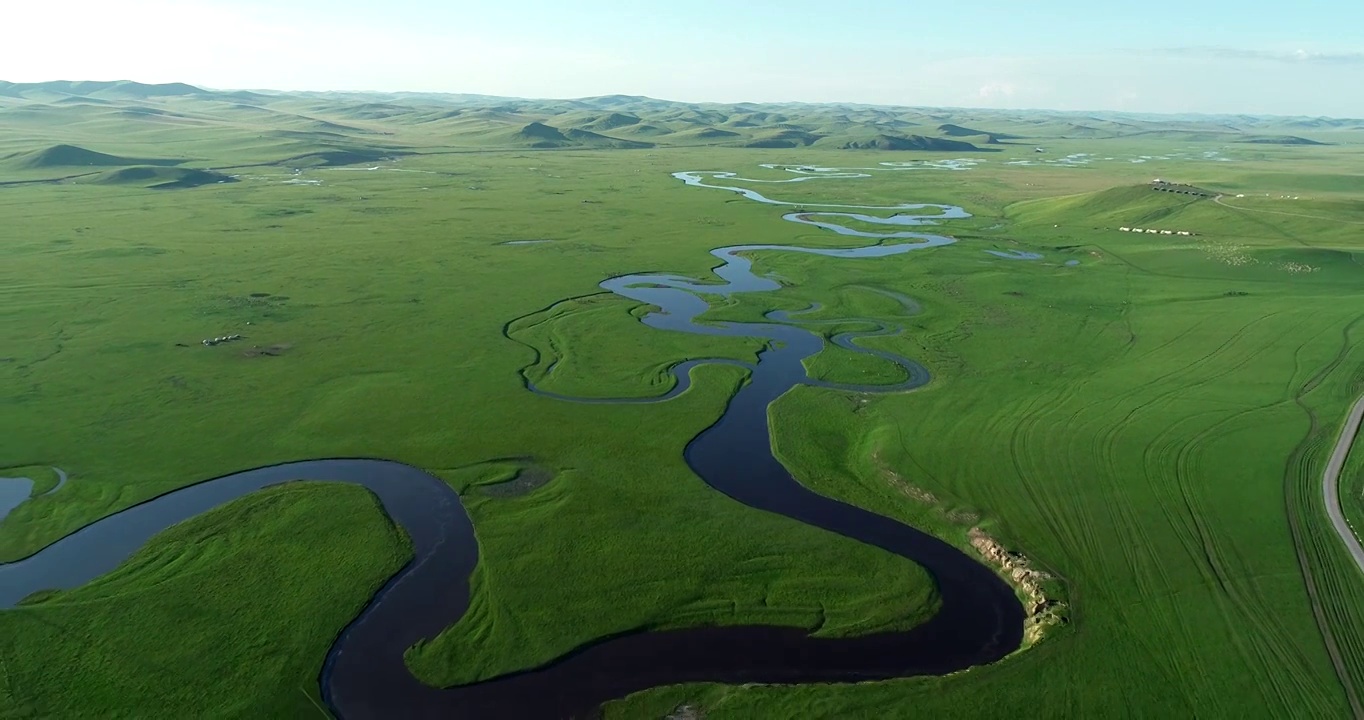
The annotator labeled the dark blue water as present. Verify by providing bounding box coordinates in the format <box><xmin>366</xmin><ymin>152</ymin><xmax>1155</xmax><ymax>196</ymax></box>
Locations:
<box><xmin>0</xmin><ymin>467</ymin><xmax>69</xmax><ymax>523</ymax></box>
<box><xmin>0</xmin><ymin>171</ymin><xmax>1023</xmax><ymax>718</ymax></box>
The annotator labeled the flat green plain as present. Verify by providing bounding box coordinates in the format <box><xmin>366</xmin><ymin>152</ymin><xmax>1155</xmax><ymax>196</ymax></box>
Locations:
<box><xmin>4</xmin><ymin>84</ymin><xmax>1364</xmax><ymax>718</ymax></box>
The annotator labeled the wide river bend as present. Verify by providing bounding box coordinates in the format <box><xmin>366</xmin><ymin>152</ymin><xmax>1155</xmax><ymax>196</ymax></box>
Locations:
<box><xmin>0</xmin><ymin>166</ymin><xmax>1023</xmax><ymax>718</ymax></box>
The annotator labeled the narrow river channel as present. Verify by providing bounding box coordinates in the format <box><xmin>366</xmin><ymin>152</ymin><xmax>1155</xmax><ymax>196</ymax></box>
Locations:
<box><xmin>0</xmin><ymin>165</ymin><xmax>1023</xmax><ymax>718</ymax></box>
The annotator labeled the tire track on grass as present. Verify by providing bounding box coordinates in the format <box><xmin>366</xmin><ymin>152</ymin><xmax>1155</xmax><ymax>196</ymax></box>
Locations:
<box><xmin>1005</xmin><ymin>391</ymin><xmax>1096</xmax><ymax>565</ymax></box>
<box><xmin>1286</xmin><ymin>322</ymin><xmax>1347</xmax><ymax>400</ymax></box>
<box><xmin>1322</xmin><ymin>393</ymin><xmax>1364</xmax><ymax>575</ymax></box>
<box><xmin>1173</xmin><ymin>400</ymin><xmax>1343</xmax><ymax>715</ymax></box>
<box><xmin>1214</xmin><ymin>196</ymin><xmax>1364</xmax><ymax>227</ymax></box>
<box><xmin>1052</xmin><ymin>380</ymin><xmax>1207</xmax><ymax>707</ymax></box>
<box><xmin>1284</xmin><ymin>315</ymin><xmax>1364</xmax><ymax>718</ymax></box>
<box><xmin>1006</xmin><ymin>378</ymin><xmax>1208</xmax><ymax>710</ymax></box>
<box><xmin>1079</xmin><ymin>315</ymin><xmax>1322</xmax><ymax>713</ymax></box>
<box><xmin>1130</xmin><ymin>400</ymin><xmax>1302</xmax><ymax>713</ymax></box>
<box><xmin>1064</xmin><ymin>312</ymin><xmax>1274</xmax><ymax>444</ymax></box>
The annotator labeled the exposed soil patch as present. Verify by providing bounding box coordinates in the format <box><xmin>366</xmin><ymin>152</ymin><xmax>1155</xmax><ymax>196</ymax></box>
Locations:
<box><xmin>874</xmin><ymin>452</ymin><xmax>1066</xmax><ymax>644</ymax></box>
<box><xmin>665</xmin><ymin>703</ymin><xmax>705</xmax><ymax>720</ymax></box>
<box><xmin>480</xmin><ymin>465</ymin><xmax>555</xmax><ymax>498</ymax></box>
<box><xmin>882</xmin><ymin>463</ymin><xmax>940</xmax><ymax>506</ymax></box>
<box><xmin>969</xmin><ymin>528</ymin><xmax>1068</xmax><ymax>645</ymax></box>
<box><xmin>874</xmin><ymin>452</ymin><xmax>979</xmax><ymax>524</ymax></box>
<box><xmin>242</xmin><ymin>343</ymin><xmax>292</xmax><ymax>358</ymax></box>
<box><xmin>225</xmin><ymin>294</ymin><xmax>289</xmax><ymax>308</ymax></box>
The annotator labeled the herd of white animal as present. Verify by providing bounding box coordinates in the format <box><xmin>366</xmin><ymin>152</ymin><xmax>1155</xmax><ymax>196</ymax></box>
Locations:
<box><xmin>202</xmin><ymin>334</ymin><xmax>243</xmax><ymax>347</ymax></box>
<box><xmin>1117</xmin><ymin>227</ymin><xmax>1196</xmax><ymax>236</ymax></box>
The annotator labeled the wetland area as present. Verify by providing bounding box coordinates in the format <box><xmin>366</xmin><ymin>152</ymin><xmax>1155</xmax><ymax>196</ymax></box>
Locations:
<box><xmin>3</xmin><ymin>169</ymin><xmax>1022</xmax><ymax>718</ymax></box>
<box><xmin>4</xmin><ymin>83</ymin><xmax>1364</xmax><ymax>720</ymax></box>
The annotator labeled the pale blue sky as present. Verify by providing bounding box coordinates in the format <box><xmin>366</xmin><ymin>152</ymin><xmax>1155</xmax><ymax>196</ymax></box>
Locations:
<box><xmin>5</xmin><ymin>0</ymin><xmax>1362</xmax><ymax>116</ymax></box>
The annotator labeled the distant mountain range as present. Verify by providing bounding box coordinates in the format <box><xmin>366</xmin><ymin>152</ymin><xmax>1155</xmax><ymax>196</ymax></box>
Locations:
<box><xmin>0</xmin><ymin>80</ymin><xmax>1356</xmax><ymax>177</ymax></box>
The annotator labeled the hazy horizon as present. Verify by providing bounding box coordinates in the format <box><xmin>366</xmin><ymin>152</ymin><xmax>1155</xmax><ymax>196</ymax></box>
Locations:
<box><xmin>4</xmin><ymin>0</ymin><xmax>1361</xmax><ymax>117</ymax></box>
<box><xmin>13</xmin><ymin>79</ymin><xmax>1363</xmax><ymax>123</ymax></box>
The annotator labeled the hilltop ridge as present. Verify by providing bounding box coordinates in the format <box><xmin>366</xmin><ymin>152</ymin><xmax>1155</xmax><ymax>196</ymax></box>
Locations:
<box><xmin>4</xmin><ymin>144</ymin><xmax>183</xmax><ymax>169</ymax></box>
<box><xmin>0</xmin><ymin>80</ymin><xmax>1354</xmax><ymax>166</ymax></box>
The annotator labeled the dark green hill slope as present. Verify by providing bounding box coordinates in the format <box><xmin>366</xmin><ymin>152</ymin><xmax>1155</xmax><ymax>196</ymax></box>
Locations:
<box><xmin>744</xmin><ymin>129</ymin><xmax>823</xmax><ymax>148</ymax></box>
<box><xmin>505</xmin><ymin>122</ymin><xmax>652</xmax><ymax>149</ymax></box>
<box><xmin>561</xmin><ymin>128</ymin><xmax>653</xmax><ymax>149</ymax></box>
<box><xmin>5</xmin><ymin>80</ymin><xmax>205</xmax><ymax>99</ymax></box>
<box><xmin>1010</xmin><ymin>185</ymin><xmax>1206</xmax><ymax>227</ymax></box>
<box><xmin>276</xmin><ymin>148</ymin><xmax>411</xmax><ymax>168</ymax></box>
<box><xmin>579</xmin><ymin>112</ymin><xmax>641</xmax><ymax>131</ymax></box>
<box><xmin>519</xmin><ymin>121</ymin><xmax>567</xmax><ymax>143</ymax></box>
<box><xmin>610</xmin><ymin>123</ymin><xmax>671</xmax><ymax>137</ymax></box>
<box><xmin>667</xmin><ymin>127</ymin><xmax>741</xmax><ymax>143</ymax></box>
<box><xmin>92</xmin><ymin>166</ymin><xmax>236</xmax><ymax>189</ymax></box>
<box><xmin>937</xmin><ymin>123</ymin><xmax>1020</xmax><ymax>140</ymax></box>
<box><xmin>0</xmin><ymin>79</ymin><xmax>1359</xmax><ymax>159</ymax></box>
<box><xmin>1236</xmin><ymin>135</ymin><xmax>1328</xmax><ymax>145</ymax></box>
<box><xmin>836</xmin><ymin>134</ymin><xmax>988</xmax><ymax>151</ymax></box>
<box><xmin>6</xmin><ymin>144</ymin><xmax>183</xmax><ymax>169</ymax></box>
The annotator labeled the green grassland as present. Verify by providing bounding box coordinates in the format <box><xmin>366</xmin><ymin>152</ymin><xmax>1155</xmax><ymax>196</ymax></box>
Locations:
<box><xmin>3</xmin><ymin>82</ymin><xmax>1364</xmax><ymax>717</ymax></box>
<box><xmin>611</xmin><ymin>199</ymin><xmax>1364</xmax><ymax>717</ymax></box>
<box><xmin>0</xmin><ymin>482</ymin><xmax>410</xmax><ymax>717</ymax></box>
<box><xmin>416</xmin><ymin>391</ymin><xmax>943</xmax><ymax>686</ymax></box>
<box><xmin>1</xmin><ymin>145</ymin><xmax>946</xmax><ymax>707</ymax></box>
<box><xmin>1344</xmin><ymin>397</ymin><xmax>1364</xmax><ymax>567</ymax></box>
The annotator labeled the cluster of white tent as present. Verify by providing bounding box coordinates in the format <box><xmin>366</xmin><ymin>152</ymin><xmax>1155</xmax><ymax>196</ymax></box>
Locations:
<box><xmin>203</xmin><ymin>334</ymin><xmax>243</xmax><ymax>347</ymax></box>
<box><xmin>1117</xmin><ymin>227</ymin><xmax>1195</xmax><ymax>236</ymax></box>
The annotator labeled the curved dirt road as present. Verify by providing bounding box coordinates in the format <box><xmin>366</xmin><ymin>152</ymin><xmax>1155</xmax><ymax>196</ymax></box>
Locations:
<box><xmin>1324</xmin><ymin>393</ymin><xmax>1364</xmax><ymax>574</ymax></box>
<box><xmin>1213</xmin><ymin>195</ymin><xmax>1364</xmax><ymax>226</ymax></box>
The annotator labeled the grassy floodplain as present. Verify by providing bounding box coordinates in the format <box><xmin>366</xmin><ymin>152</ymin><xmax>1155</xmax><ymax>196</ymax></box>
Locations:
<box><xmin>2</xmin><ymin>482</ymin><xmax>411</xmax><ymax>717</ymax></box>
<box><xmin>3</xmin><ymin>81</ymin><xmax>1364</xmax><ymax>717</ymax></box>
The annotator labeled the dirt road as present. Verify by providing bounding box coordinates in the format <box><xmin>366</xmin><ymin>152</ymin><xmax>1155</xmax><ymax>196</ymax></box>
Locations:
<box><xmin>1214</xmin><ymin>194</ymin><xmax>1364</xmax><ymax>226</ymax></box>
<box><xmin>1324</xmin><ymin>393</ymin><xmax>1364</xmax><ymax>574</ymax></box>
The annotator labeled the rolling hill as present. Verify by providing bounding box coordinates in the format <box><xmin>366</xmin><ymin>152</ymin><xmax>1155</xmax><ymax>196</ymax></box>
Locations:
<box><xmin>1236</xmin><ymin>135</ymin><xmax>1329</xmax><ymax>145</ymax></box>
<box><xmin>1009</xmin><ymin>184</ymin><xmax>1207</xmax><ymax>227</ymax></box>
<box><xmin>578</xmin><ymin>112</ymin><xmax>642</xmax><ymax>131</ymax></box>
<box><xmin>5</xmin><ymin>144</ymin><xmax>183</xmax><ymax>170</ymax></box>
<box><xmin>501</xmin><ymin>122</ymin><xmax>652</xmax><ymax>149</ymax></box>
<box><xmin>0</xmin><ymin>80</ymin><xmax>205</xmax><ymax>100</ymax></box>
<box><xmin>937</xmin><ymin>123</ymin><xmax>1021</xmax><ymax>143</ymax></box>
<box><xmin>836</xmin><ymin>134</ymin><xmax>990</xmax><ymax>152</ymax></box>
<box><xmin>91</xmin><ymin>166</ymin><xmax>236</xmax><ymax>189</ymax></box>
<box><xmin>0</xmin><ymin>79</ymin><xmax>1356</xmax><ymax>167</ymax></box>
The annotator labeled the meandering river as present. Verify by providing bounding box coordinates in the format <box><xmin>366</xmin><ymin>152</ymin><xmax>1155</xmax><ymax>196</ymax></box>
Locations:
<box><xmin>0</xmin><ymin>166</ymin><xmax>1023</xmax><ymax>718</ymax></box>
